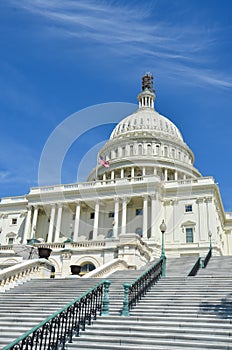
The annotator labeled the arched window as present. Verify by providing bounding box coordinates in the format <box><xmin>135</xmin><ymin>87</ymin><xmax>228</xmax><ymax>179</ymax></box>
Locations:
<box><xmin>156</xmin><ymin>145</ymin><xmax>160</xmax><ymax>155</ymax></box>
<box><xmin>147</xmin><ymin>144</ymin><xmax>152</xmax><ymax>155</ymax></box>
<box><xmin>136</xmin><ymin>227</ymin><xmax>143</xmax><ymax>237</ymax></box>
<box><xmin>88</xmin><ymin>230</ymin><xmax>93</xmax><ymax>240</ymax></box>
<box><xmin>130</xmin><ymin>145</ymin><xmax>133</xmax><ymax>156</ymax></box>
<box><xmin>164</xmin><ymin>146</ymin><xmax>168</xmax><ymax>157</ymax></box>
<box><xmin>115</xmin><ymin>149</ymin><xmax>118</xmax><ymax>158</ymax></box>
<box><xmin>80</xmin><ymin>263</ymin><xmax>96</xmax><ymax>276</ymax></box>
<box><xmin>122</xmin><ymin>147</ymin><xmax>126</xmax><ymax>157</ymax></box>
<box><xmin>138</xmin><ymin>144</ymin><xmax>143</xmax><ymax>156</ymax></box>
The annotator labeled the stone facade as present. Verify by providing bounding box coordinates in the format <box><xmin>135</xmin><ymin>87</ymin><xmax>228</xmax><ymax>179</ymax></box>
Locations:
<box><xmin>0</xmin><ymin>74</ymin><xmax>231</xmax><ymax>277</ymax></box>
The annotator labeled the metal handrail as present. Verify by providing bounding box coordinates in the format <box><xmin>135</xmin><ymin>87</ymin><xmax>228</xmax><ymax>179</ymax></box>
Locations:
<box><xmin>121</xmin><ymin>258</ymin><xmax>163</xmax><ymax>316</ymax></box>
<box><xmin>203</xmin><ymin>248</ymin><xmax>212</xmax><ymax>268</ymax></box>
<box><xmin>3</xmin><ymin>280</ymin><xmax>110</xmax><ymax>350</ymax></box>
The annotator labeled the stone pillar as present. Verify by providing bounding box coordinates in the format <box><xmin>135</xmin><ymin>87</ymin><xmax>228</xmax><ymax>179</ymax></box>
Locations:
<box><xmin>30</xmin><ymin>205</ymin><xmax>39</xmax><ymax>239</ymax></box>
<box><xmin>175</xmin><ymin>171</ymin><xmax>178</xmax><ymax>180</ymax></box>
<box><xmin>164</xmin><ymin>168</ymin><xmax>168</xmax><ymax>181</ymax></box>
<box><xmin>143</xmin><ymin>196</ymin><xmax>148</xmax><ymax>238</ymax></box>
<box><xmin>47</xmin><ymin>204</ymin><xmax>56</xmax><ymax>242</ymax></box>
<box><xmin>121</xmin><ymin>168</ymin><xmax>124</xmax><ymax>178</ymax></box>
<box><xmin>121</xmin><ymin>197</ymin><xmax>127</xmax><ymax>235</ymax></box>
<box><xmin>54</xmin><ymin>204</ymin><xmax>63</xmax><ymax>242</ymax></box>
<box><xmin>23</xmin><ymin>206</ymin><xmax>32</xmax><ymax>243</ymax></box>
<box><xmin>93</xmin><ymin>201</ymin><xmax>100</xmax><ymax>240</ymax></box>
<box><xmin>113</xmin><ymin>197</ymin><xmax>119</xmax><ymax>238</ymax></box>
<box><xmin>131</xmin><ymin>167</ymin><xmax>135</xmax><ymax>179</ymax></box>
<box><xmin>111</xmin><ymin>170</ymin><xmax>115</xmax><ymax>181</ymax></box>
<box><xmin>73</xmin><ymin>201</ymin><xmax>81</xmax><ymax>242</ymax></box>
<box><xmin>142</xmin><ymin>167</ymin><xmax>146</xmax><ymax>176</ymax></box>
<box><xmin>150</xmin><ymin>194</ymin><xmax>156</xmax><ymax>239</ymax></box>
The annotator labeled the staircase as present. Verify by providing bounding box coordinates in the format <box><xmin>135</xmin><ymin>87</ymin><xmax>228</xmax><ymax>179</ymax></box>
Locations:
<box><xmin>66</xmin><ymin>256</ymin><xmax>232</xmax><ymax>350</ymax></box>
<box><xmin>2</xmin><ymin>256</ymin><xmax>232</xmax><ymax>349</ymax></box>
<box><xmin>0</xmin><ymin>278</ymin><xmax>102</xmax><ymax>347</ymax></box>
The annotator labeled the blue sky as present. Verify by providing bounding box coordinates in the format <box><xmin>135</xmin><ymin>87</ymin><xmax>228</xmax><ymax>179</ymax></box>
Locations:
<box><xmin>0</xmin><ymin>0</ymin><xmax>232</xmax><ymax>211</ymax></box>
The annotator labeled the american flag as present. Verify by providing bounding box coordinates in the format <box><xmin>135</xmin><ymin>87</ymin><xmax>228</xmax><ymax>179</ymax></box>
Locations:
<box><xmin>98</xmin><ymin>155</ymin><xmax>110</xmax><ymax>168</ymax></box>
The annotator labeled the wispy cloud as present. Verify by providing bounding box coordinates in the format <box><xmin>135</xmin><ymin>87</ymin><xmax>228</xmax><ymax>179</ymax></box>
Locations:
<box><xmin>9</xmin><ymin>0</ymin><xmax>232</xmax><ymax>89</ymax></box>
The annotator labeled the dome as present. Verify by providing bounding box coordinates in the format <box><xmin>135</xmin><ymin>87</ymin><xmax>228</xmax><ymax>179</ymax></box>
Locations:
<box><xmin>110</xmin><ymin>108</ymin><xmax>183</xmax><ymax>142</ymax></box>
<box><xmin>87</xmin><ymin>73</ymin><xmax>201</xmax><ymax>182</ymax></box>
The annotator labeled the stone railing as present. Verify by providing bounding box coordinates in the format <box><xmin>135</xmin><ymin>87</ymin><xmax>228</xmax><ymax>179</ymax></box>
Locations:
<box><xmin>28</xmin><ymin>175</ymin><xmax>160</xmax><ymax>195</ymax></box>
<box><xmin>34</xmin><ymin>240</ymin><xmax>106</xmax><ymax>251</ymax></box>
<box><xmin>0</xmin><ymin>259</ymin><xmax>53</xmax><ymax>293</ymax></box>
<box><xmin>83</xmin><ymin>258</ymin><xmax>129</xmax><ymax>279</ymax></box>
<box><xmin>165</xmin><ymin>176</ymin><xmax>215</xmax><ymax>188</ymax></box>
<box><xmin>117</xmin><ymin>233</ymin><xmax>153</xmax><ymax>268</ymax></box>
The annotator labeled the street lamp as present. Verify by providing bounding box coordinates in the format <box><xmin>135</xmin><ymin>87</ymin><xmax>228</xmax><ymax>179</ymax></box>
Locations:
<box><xmin>208</xmin><ymin>231</ymin><xmax>212</xmax><ymax>250</ymax></box>
<box><xmin>160</xmin><ymin>219</ymin><xmax>167</xmax><ymax>277</ymax></box>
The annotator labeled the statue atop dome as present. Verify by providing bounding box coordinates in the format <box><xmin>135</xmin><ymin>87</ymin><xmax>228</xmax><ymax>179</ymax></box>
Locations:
<box><xmin>142</xmin><ymin>73</ymin><xmax>154</xmax><ymax>93</ymax></box>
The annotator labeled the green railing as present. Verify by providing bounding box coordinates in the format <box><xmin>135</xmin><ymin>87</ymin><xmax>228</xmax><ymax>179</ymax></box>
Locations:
<box><xmin>121</xmin><ymin>258</ymin><xmax>163</xmax><ymax>316</ymax></box>
<box><xmin>4</xmin><ymin>280</ymin><xmax>111</xmax><ymax>350</ymax></box>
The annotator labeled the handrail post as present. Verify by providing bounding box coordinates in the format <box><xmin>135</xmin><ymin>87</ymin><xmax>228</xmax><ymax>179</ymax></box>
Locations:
<box><xmin>101</xmin><ymin>280</ymin><xmax>111</xmax><ymax>316</ymax></box>
<box><xmin>121</xmin><ymin>283</ymin><xmax>130</xmax><ymax>316</ymax></box>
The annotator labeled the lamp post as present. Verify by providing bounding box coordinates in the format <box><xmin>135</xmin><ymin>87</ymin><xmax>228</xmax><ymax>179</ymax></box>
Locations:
<box><xmin>208</xmin><ymin>231</ymin><xmax>212</xmax><ymax>250</ymax></box>
<box><xmin>160</xmin><ymin>219</ymin><xmax>167</xmax><ymax>277</ymax></box>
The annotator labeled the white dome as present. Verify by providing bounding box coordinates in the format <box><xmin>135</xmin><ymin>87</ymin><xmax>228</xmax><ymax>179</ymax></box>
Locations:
<box><xmin>110</xmin><ymin>108</ymin><xmax>183</xmax><ymax>142</ymax></box>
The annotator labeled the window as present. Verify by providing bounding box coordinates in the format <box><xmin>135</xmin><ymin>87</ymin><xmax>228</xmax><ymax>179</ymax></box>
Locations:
<box><xmin>109</xmin><ymin>212</ymin><xmax>114</xmax><ymax>218</ymax></box>
<box><xmin>136</xmin><ymin>208</ymin><xmax>143</xmax><ymax>216</ymax></box>
<box><xmin>8</xmin><ymin>237</ymin><xmax>14</xmax><ymax>244</ymax></box>
<box><xmin>138</xmin><ymin>144</ymin><xmax>143</xmax><ymax>156</ymax></box>
<box><xmin>186</xmin><ymin>228</ymin><xmax>193</xmax><ymax>243</ymax></box>
<box><xmin>107</xmin><ymin>229</ymin><xmax>114</xmax><ymax>238</ymax></box>
<box><xmin>136</xmin><ymin>227</ymin><xmax>143</xmax><ymax>237</ymax></box>
<box><xmin>147</xmin><ymin>144</ymin><xmax>152</xmax><ymax>155</ymax></box>
<box><xmin>88</xmin><ymin>231</ymin><xmax>93</xmax><ymax>240</ymax></box>
<box><xmin>185</xmin><ymin>205</ymin><xmax>192</xmax><ymax>212</ymax></box>
<box><xmin>11</xmin><ymin>218</ymin><xmax>17</xmax><ymax>225</ymax></box>
<box><xmin>81</xmin><ymin>263</ymin><xmax>96</xmax><ymax>275</ymax></box>
<box><xmin>90</xmin><ymin>212</ymin><xmax>95</xmax><ymax>219</ymax></box>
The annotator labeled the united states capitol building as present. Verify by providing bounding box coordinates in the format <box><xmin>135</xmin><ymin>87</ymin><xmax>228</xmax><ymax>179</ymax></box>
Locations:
<box><xmin>0</xmin><ymin>74</ymin><xmax>231</xmax><ymax>278</ymax></box>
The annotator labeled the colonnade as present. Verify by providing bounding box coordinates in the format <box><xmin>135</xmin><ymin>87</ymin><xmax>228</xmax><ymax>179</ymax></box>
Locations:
<box><xmin>22</xmin><ymin>194</ymin><xmax>161</xmax><ymax>244</ymax></box>
<box><xmin>99</xmin><ymin>166</ymin><xmax>188</xmax><ymax>182</ymax></box>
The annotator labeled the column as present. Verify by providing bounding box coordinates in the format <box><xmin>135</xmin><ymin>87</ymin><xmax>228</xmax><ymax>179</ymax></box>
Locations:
<box><xmin>111</xmin><ymin>170</ymin><xmax>115</xmax><ymax>182</ymax></box>
<box><xmin>30</xmin><ymin>205</ymin><xmax>39</xmax><ymax>239</ymax></box>
<box><xmin>103</xmin><ymin>173</ymin><xmax>106</xmax><ymax>182</ymax></box>
<box><xmin>175</xmin><ymin>171</ymin><xmax>178</xmax><ymax>180</ymax></box>
<box><xmin>113</xmin><ymin>197</ymin><xmax>119</xmax><ymax>238</ymax></box>
<box><xmin>121</xmin><ymin>197</ymin><xmax>127</xmax><ymax>235</ymax></box>
<box><xmin>93</xmin><ymin>201</ymin><xmax>99</xmax><ymax>240</ymax></box>
<box><xmin>143</xmin><ymin>196</ymin><xmax>148</xmax><ymax>238</ymax></box>
<box><xmin>73</xmin><ymin>201</ymin><xmax>81</xmax><ymax>242</ymax></box>
<box><xmin>131</xmin><ymin>167</ymin><xmax>135</xmax><ymax>179</ymax></box>
<box><xmin>142</xmin><ymin>167</ymin><xmax>146</xmax><ymax>176</ymax></box>
<box><xmin>150</xmin><ymin>194</ymin><xmax>156</xmax><ymax>239</ymax></box>
<box><xmin>164</xmin><ymin>169</ymin><xmax>168</xmax><ymax>181</ymax></box>
<box><xmin>47</xmin><ymin>204</ymin><xmax>56</xmax><ymax>242</ymax></box>
<box><xmin>23</xmin><ymin>206</ymin><xmax>32</xmax><ymax>243</ymax></box>
<box><xmin>121</xmin><ymin>168</ymin><xmax>124</xmax><ymax>178</ymax></box>
<box><xmin>54</xmin><ymin>204</ymin><xmax>63</xmax><ymax>242</ymax></box>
